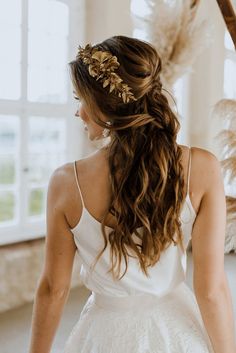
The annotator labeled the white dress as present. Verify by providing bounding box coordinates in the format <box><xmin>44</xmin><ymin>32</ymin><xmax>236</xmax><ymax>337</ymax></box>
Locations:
<box><xmin>63</xmin><ymin>149</ymin><xmax>215</xmax><ymax>353</ymax></box>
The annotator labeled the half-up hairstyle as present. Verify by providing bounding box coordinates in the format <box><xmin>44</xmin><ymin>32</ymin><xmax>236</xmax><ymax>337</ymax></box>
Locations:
<box><xmin>69</xmin><ymin>35</ymin><xmax>185</xmax><ymax>280</ymax></box>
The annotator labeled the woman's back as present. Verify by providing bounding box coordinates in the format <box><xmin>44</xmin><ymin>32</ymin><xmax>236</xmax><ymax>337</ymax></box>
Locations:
<box><xmin>61</xmin><ymin>144</ymin><xmax>215</xmax><ymax>353</ymax></box>
<box><xmin>58</xmin><ymin>144</ymin><xmax>196</xmax><ymax>296</ymax></box>
<box><xmin>65</xmin><ymin>144</ymin><xmax>201</xmax><ymax>231</ymax></box>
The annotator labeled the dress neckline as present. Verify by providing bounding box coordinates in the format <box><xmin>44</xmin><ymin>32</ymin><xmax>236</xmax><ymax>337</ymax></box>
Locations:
<box><xmin>70</xmin><ymin>193</ymin><xmax>196</xmax><ymax>233</ymax></box>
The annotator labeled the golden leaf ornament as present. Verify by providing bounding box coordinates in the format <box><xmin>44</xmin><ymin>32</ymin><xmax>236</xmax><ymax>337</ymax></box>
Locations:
<box><xmin>77</xmin><ymin>43</ymin><xmax>137</xmax><ymax>104</ymax></box>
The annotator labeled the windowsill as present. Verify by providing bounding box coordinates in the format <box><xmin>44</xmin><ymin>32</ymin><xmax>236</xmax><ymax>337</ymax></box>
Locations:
<box><xmin>0</xmin><ymin>225</ymin><xmax>46</xmax><ymax>246</ymax></box>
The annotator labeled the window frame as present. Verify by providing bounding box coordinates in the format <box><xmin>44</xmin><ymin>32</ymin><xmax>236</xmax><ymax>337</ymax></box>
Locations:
<box><xmin>0</xmin><ymin>0</ymin><xmax>86</xmax><ymax>245</ymax></box>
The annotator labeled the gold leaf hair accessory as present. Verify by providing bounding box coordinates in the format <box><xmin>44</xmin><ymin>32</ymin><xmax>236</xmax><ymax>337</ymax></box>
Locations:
<box><xmin>77</xmin><ymin>43</ymin><xmax>137</xmax><ymax>104</ymax></box>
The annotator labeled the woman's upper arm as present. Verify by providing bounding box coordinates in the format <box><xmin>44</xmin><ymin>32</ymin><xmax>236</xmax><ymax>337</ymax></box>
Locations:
<box><xmin>39</xmin><ymin>164</ymin><xmax>77</xmax><ymax>294</ymax></box>
<box><xmin>191</xmin><ymin>151</ymin><xmax>227</xmax><ymax>298</ymax></box>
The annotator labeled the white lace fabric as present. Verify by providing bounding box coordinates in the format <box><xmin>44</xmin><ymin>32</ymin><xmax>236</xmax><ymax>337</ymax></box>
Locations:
<box><xmin>63</xmin><ymin>282</ymin><xmax>214</xmax><ymax>353</ymax></box>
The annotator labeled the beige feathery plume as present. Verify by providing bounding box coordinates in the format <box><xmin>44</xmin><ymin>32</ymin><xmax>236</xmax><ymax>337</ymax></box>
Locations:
<box><xmin>131</xmin><ymin>0</ymin><xmax>213</xmax><ymax>90</ymax></box>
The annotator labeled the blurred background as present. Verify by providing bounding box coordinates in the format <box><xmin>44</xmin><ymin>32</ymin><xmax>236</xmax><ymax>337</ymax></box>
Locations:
<box><xmin>0</xmin><ymin>0</ymin><xmax>235</xmax><ymax>352</ymax></box>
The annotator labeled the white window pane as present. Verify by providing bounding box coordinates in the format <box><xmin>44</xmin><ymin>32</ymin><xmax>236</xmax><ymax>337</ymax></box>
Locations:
<box><xmin>0</xmin><ymin>155</ymin><xmax>16</xmax><ymax>184</ymax></box>
<box><xmin>28</xmin><ymin>152</ymin><xmax>66</xmax><ymax>183</ymax></box>
<box><xmin>130</xmin><ymin>0</ymin><xmax>151</xmax><ymax>17</ymax></box>
<box><xmin>28</xmin><ymin>0</ymin><xmax>69</xmax><ymax>36</ymax></box>
<box><xmin>0</xmin><ymin>191</ymin><xmax>15</xmax><ymax>223</ymax></box>
<box><xmin>0</xmin><ymin>63</ymin><xmax>21</xmax><ymax>100</ymax></box>
<box><xmin>224</xmin><ymin>59</ymin><xmax>236</xmax><ymax>98</ymax></box>
<box><xmin>0</xmin><ymin>0</ymin><xmax>21</xmax><ymax>25</ymax></box>
<box><xmin>28</xmin><ymin>32</ymin><xmax>68</xmax><ymax>68</ymax></box>
<box><xmin>27</xmin><ymin>1</ymin><xmax>69</xmax><ymax>103</ymax></box>
<box><xmin>28</xmin><ymin>116</ymin><xmax>67</xmax><ymax>183</ymax></box>
<box><xmin>132</xmin><ymin>29</ymin><xmax>149</xmax><ymax>41</ymax></box>
<box><xmin>224</xmin><ymin>30</ymin><xmax>234</xmax><ymax>51</ymax></box>
<box><xmin>0</xmin><ymin>115</ymin><xmax>20</xmax><ymax>151</ymax></box>
<box><xmin>27</xmin><ymin>66</ymin><xmax>67</xmax><ymax>103</ymax></box>
<box><xmin>28</xmin><ymin>188</ymin><xmax>45</xmax><ymax>217</ymax></box>
<box><xmin>0</xmin><ymin>24</ymin><xmax>21</xmax><ymax>62</ymax></box>
<box><xmin>28</xmin><ymin>116</ymin><xmax>66</xmax><ymax>152</ymax></box>
<box><xmin>0</xmin><ymin>24</ymin><xmax>21</xmax><ymax>99</ymax></box>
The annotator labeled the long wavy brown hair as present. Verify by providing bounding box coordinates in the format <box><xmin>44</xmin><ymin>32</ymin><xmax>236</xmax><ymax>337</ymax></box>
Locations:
<box><xmin>69</xmin><ymin>35</ymin><xmax>185</xmax><ymax>280</ymax></box>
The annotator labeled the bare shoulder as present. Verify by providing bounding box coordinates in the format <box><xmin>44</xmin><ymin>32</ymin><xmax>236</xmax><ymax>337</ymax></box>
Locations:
<box><xmin>179</xmin><ymin>144</ymin><xmax>221</xmax><ymax>192</ymax></box>
<box><xmin>190</xmin><ymin>146</ymin><xmax>219</xmax><ymax>162</ymax></box>
<box><xmin>47</xmin><ymin>162</ymin><xmax>76</xmax><ymax>208</ymax></box>
<box><xmin>48</xmin><ymin>162</ymin><xmax>74</xmax><ymax>188</ymax></box>
<box><xmin>190</xmin><ymin>146</ymin><xmax>222</xmax><ymax>191</ymax></box>
<box><xmin>179</xmin><ymin>144</ymin><xmax>219</xmax><ymax>164</ymax></box>
<box><xmin>47</xmin><ymin>151</ymin><xmax>101</xmax><ymax>195</ymax></box>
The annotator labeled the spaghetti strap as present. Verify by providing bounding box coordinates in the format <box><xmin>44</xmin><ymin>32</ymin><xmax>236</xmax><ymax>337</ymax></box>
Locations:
<box><xmin>187</xmin><ymin>147</ymin><xmax>192</xmax><ymax>196</ymax></box>
<box><xmin>73</xmin><ymin>161</ymin><xmax>85</xmax><ymax>208</ymax></box>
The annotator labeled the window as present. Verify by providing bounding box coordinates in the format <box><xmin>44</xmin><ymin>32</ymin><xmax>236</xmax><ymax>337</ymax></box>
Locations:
<box><xmin>0</xmin><ymin>0</ymin><xmax>85</xmax><ymax>245</ymax></box>
<box><xmin>130</xmin><ymin>0</ymin><xmax>188</xmax><ymax>144</ymax></box>
<box><xmin>130</xmin><ymin>0</ymin><xmax>152</xmax><ymax>41</ymax></box>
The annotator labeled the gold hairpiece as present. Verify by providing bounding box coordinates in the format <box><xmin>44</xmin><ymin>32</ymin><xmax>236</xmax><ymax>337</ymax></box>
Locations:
<box><xmin>77</xmin><ymin>44</ymin><xmax>137</xmax><ymax>104</ymax></box>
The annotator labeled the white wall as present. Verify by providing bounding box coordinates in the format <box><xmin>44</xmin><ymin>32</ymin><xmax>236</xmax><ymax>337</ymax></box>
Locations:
<box><xmin>186</xmin><ymin>0</ymin><xmax>226</xmax><ymax>157</ymax></box>
<box><xmin>85</xmin><ymin>0</ymin><xmax>132</xmax><ymax>43</ymax></box>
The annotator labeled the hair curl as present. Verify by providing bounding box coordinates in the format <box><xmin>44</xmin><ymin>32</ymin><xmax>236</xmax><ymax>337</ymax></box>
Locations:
<box><xmin>69</xmin><ymin>35</ymin><xmax>185</xmax><ymax>280</ymax></box>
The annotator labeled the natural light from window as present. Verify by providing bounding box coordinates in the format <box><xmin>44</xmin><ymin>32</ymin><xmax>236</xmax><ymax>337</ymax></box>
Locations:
<box><xmin>0</xmin><ymin>0</ymin><xmax>76</xmax><ymax>244</ymax></box>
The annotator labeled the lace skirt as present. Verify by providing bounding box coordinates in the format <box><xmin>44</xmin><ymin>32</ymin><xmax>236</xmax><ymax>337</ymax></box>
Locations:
<box><xmin>63</xmin><ymin>281</ymin><xmax>214</xmax><ymax>353</ymax></box>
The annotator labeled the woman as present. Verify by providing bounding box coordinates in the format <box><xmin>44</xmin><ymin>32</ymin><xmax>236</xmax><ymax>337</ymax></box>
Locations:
<box><xmin>29</xmin><ymin>36</ymin><xmax>236</xmax><ymax>353</ymax></box>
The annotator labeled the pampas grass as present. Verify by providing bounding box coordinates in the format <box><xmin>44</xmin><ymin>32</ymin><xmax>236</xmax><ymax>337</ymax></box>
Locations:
<box><xmin>131</xmin><ymin>0</ymin><xmax>213</xmax><ymax>90</ymax></box>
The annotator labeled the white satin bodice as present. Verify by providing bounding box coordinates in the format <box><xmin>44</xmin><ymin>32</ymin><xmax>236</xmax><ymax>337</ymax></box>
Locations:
<box><xmin>70</xmin><ymin>147</ymin><xmax>196</xmax><ymax>297</ymax></box>
<box><xmin>70</xmin><ymin>192</ymin><xmax>196</xmax><ymax>297</ymax></box>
